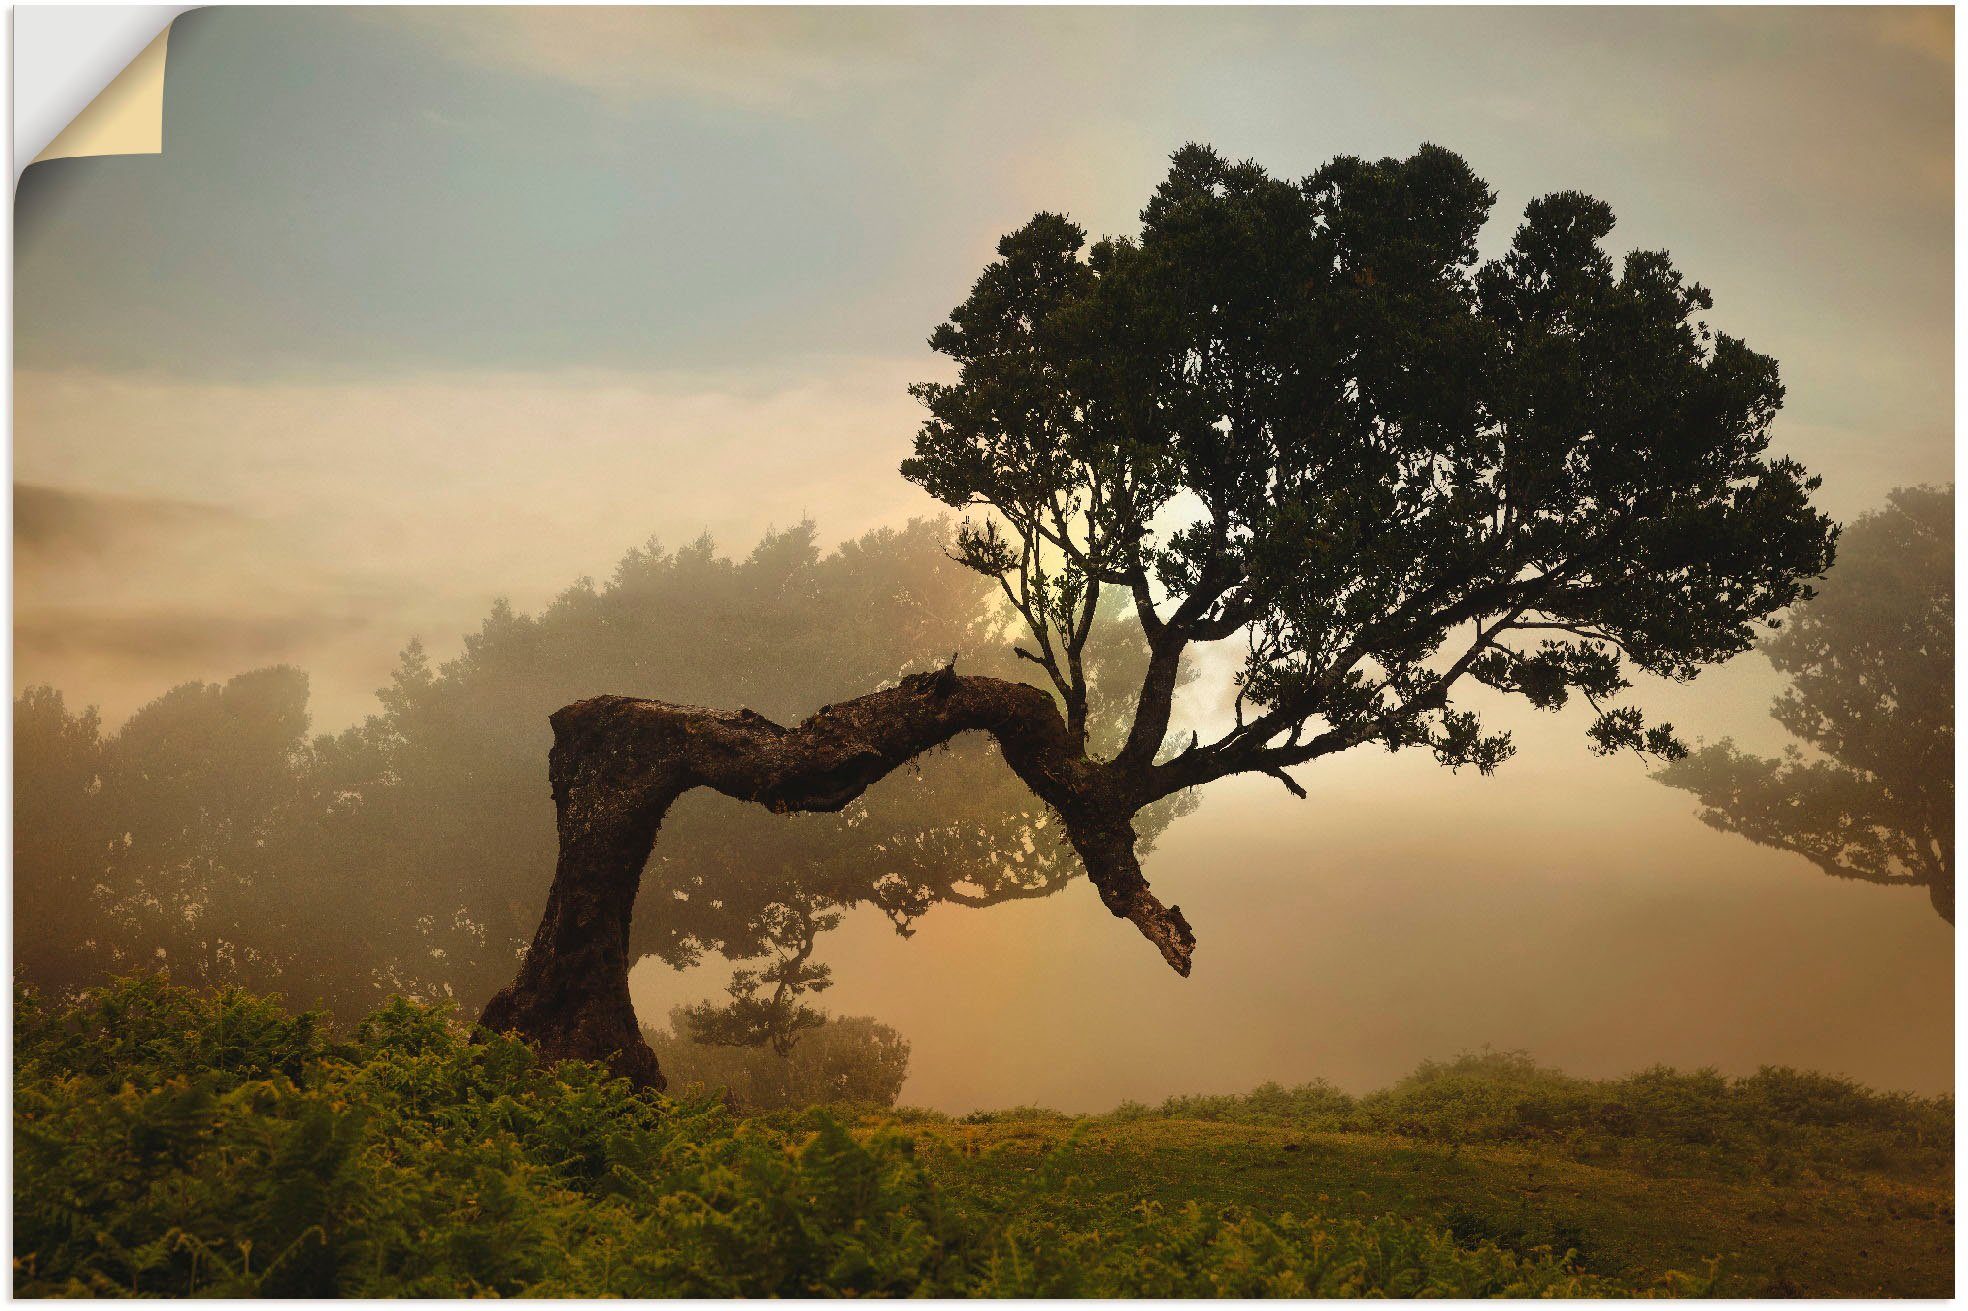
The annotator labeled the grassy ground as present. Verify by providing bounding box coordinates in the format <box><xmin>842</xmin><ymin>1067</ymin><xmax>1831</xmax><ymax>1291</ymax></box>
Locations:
<box><xmin>896</xmin><ymin>1114</ymin><xmax>1952</xmax><ymax>1297</ymax></box>
<box><xmin>16</xmin><ymin>979</ymin><xmax>1953</xmax><ymax>1297</ymax></box>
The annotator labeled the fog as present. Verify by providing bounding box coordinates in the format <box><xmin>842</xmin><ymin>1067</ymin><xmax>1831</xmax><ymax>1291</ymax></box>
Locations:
<box><xmin>13</xmin><ymin>6</ymin><xmax>1951</xmax><ymax>1108</ymax></box>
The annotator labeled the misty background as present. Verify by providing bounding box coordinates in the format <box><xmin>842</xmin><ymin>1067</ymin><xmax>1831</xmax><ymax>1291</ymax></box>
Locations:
<box><xmin>14</xmin><ymin>6</ymin><xmax>1952</xmax><ymax>1108</ymax></box>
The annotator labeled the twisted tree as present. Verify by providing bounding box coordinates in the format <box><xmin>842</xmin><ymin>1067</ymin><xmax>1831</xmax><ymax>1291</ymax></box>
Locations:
<box><xmin>483</xmin><ymin>143</ymin><xmax>1836</xmax><ymax>1086</ymax></box>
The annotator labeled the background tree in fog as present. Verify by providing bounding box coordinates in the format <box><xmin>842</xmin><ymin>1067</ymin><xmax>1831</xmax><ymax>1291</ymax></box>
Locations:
<box><xmin>644</xmin><ymin>1006</ymin><xmax>912</xmax><ymax>1109</ymax></box>
<box><xmin>483</xmin><ymin>142</ymin><xmax>1838</xmax><ymax>1086</ymax></box>
<box><xmin>15</xmin><ymin>686</ymin><xmax>112</xmax><ymax>992</ymax></box>
<box><xmin>1658</xmin><ymin>486</ymin><xmax>1953</xmax><ymax>921</ymax></box>
<box><xmin>15</xmin><ymin>670</ymin><xmax>327</xmax><ymax>996</ymax></box>
<box><xmin>14</xmin><ymin>519</ymin><xmax>1187</xmax><ymax>1045</ymax></box>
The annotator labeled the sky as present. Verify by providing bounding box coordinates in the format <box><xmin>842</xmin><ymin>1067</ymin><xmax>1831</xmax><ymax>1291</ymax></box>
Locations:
<box><xmin>14</xmin><ymin>6</ymin><xmax>1954</xmax><ymax>1106</ymax></box>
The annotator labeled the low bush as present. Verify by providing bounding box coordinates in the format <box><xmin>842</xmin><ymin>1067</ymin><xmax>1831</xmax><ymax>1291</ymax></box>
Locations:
<box><xmin>642</xmin><ymin>1005</ymin><xmax>911</xmax><ymax>1110</ymax></box>
<box><xmin>1102</xmin><ymin>1048</ymin><xmax>1951</xmax><ymax>1183</ymax></box>
<box><xmin>1110</xmin><ymin>1078</ymin><xmax>1356</xmax><ymax>1128</ymax></box>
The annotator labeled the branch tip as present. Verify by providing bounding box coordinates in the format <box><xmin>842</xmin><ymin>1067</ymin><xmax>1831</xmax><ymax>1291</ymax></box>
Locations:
<box><xmin>1264</xmin><ymin>766</ymin><xmax>1308</xmax><ymax>800</ymax></box>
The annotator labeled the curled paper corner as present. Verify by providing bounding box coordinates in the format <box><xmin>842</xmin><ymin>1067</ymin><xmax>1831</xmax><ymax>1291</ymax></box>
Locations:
<box><xmin>27</xmin><ymin>14</ymin><xmax>179</xmax><ymax>169</ymax></box>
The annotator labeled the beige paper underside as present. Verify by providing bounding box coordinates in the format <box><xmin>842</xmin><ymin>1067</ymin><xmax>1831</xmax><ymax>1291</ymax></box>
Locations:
<box><xmin>34</xmin><ymin>22</ymin><xmax>172</xmax><ymax>166</ymax></box>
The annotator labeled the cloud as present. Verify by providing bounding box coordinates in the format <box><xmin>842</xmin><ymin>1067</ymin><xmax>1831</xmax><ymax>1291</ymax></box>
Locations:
<box><xmin>17</xmin><ymin>6</ymin><xmax>1951</xmax><ymax>393</ymax></box>
<box><xmin>16</xmin><ymin>482</ymin><xmax>244</xmax><ymax>560</ymax></box>
<box><xmin>386</xmin><ymin>7</ymin><xmax>935</xmax><ymax>111</ymax></box>
<box><xmin>1872</xmin><ymin>7</ymin><xmax>1953</xmax><ymax>64</ymax></box>
<box><xmin>14</xmin><ymin>358</ymin><xmax>944</xmax><ymax>729</ymax></box>
<box><xmin>16</xmin><ymin>603</ymin><xmax>378</xmax><ymax>672</ymax></box>
<box><xmin>13</xmin><ymin>481</ymin><xmax>429</xmax><ymax>729</ymax></box>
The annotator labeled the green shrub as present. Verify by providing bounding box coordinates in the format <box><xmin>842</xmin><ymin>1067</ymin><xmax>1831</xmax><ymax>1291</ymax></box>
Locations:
<box><xmin>1111</xmin><ymin>1078</ymin><xmax>1357</xmax><ymax>1128</ymax></box>
<box><xmin>974</xmin><ymin>1202</ymin><xmax>1713</xmax><ymax>1298</ymax></box>
<box><xmin>956</xmin><ymin>1105</ymin><xmax>1075</xmax><ymax>1126</ymax></box>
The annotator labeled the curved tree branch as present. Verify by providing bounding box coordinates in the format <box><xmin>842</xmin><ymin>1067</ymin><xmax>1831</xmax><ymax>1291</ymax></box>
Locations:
<box><xmin>480</xmin><ymin>665</ymin><xmax>1193</xmax><ymax>1086</ymax></box>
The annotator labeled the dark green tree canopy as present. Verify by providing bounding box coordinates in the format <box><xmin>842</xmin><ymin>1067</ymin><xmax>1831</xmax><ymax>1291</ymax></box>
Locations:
<box><xmin>1658</xmin><ymin>485</ymin><xmax>1952</xmax><ymax>920</ymax></box>
<box><xmin>906</xmin><ymin>143</ymin><xmax>1835</xmax><ymax>797</ymax></box>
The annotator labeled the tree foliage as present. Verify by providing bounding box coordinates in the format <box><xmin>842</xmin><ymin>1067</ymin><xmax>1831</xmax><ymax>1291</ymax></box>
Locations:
<box><xmin>904</xmin><ymin>143</ymin><xmax>1834</xmax><ymax>811</ymax></box>
<box><xmin>1657</xmin><ymin>486</ymin><xmax>1952</xmax><ymax>919</ymax></box>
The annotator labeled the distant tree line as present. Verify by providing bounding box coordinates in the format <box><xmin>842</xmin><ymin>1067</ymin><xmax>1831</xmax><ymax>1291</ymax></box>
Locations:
<box><xmin>14</xmin><ymin>518</ymin><xmax>1191</xmax><ymax>1042</ymax></box>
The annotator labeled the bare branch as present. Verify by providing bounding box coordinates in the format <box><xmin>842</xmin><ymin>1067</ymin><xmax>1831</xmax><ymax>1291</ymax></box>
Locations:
<box><xmin>1262</xmin><ymin>766</ymin><xmax>1308</xmax><ymax>800</ymax></box>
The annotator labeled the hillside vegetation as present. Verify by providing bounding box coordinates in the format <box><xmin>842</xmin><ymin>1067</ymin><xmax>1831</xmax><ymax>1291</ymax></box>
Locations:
<box><xmin>14</xmin><ymin>980</ymin><xmax>1951</xmax><ymax>1297</ymax></box>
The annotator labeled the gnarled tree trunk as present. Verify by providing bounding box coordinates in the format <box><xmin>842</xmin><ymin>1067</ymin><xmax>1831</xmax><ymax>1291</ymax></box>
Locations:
<box><xmin>480</xmin><ymin>666</ymin><xmax>1194</xmax><ymax>1087</ymax></box>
